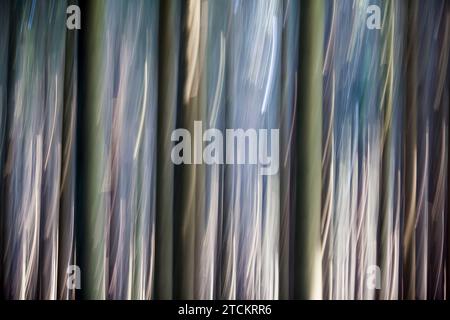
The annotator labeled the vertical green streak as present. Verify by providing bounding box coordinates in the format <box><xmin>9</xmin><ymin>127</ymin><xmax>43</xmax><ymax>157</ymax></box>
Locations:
<box><xmin>155</xmin><ymin>0</ymin><xmax>182</xmax><ymax>299</ymax></box>
<box><xmin>81</xmin><ymin>0</ymin><xmax>107</xmax><ymax>299</ymax></box>
<box><xmin>58</xmin><ymin>9</ymin><xmax>78</xmax><ymax>298</ymax></box>
<box><xmin>280</xmin><ymin>0</ymin><xmax>299</xmax><ymax>300</ymax></box>
<box><xmin>175</xmin><ymin>0</ymin><xmax>201</xmax><ymax>298</ymax></box>
<box><xmin>380</xmin><ymin>0</ymin><xmax>406</xmax><ymax>300</ymax></box>
<box><xmin>295</xmin><ymin>0</ymin><xmax>324</xmax><ymax>300</ymax></box>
